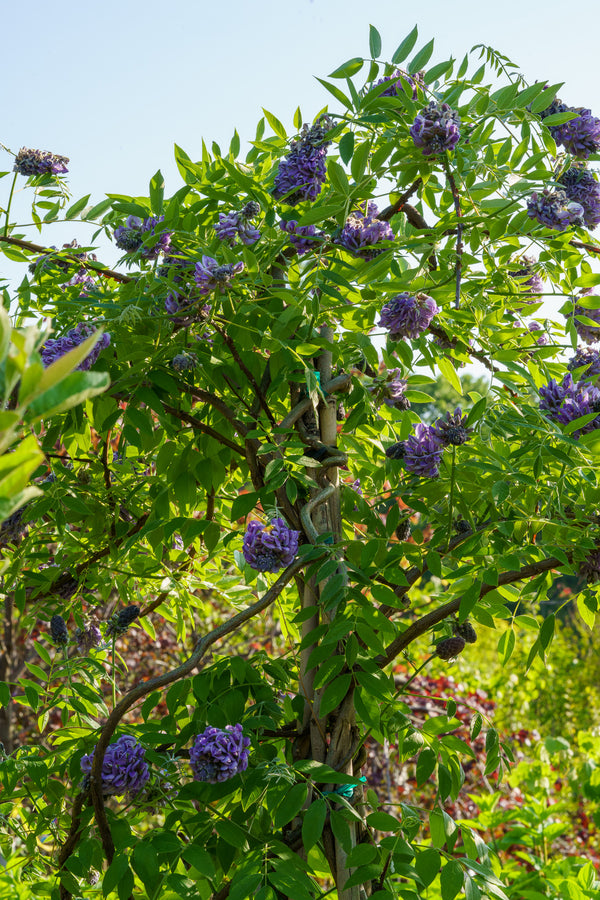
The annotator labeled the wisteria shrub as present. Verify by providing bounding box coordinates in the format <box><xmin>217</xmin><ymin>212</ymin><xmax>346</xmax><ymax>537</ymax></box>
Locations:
<box><xmin>1</xmin><ymin>26</ymin><xmax>600</xmax><ymax>900</ymax></box>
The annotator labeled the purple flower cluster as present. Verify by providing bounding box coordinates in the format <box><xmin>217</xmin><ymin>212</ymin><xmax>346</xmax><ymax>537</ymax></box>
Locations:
<box><xmin>549</xmin><ymin>107</ymin><xmax>600</xmax><ymax>159</ymax></box>
<box><xmin>242</xmin><ymin>518</ymin><xmax>299</xmax><ymax>573</ymax></box>
<box><xmin>114</xmin><ymin>215</ymin><xmax>172</xmax><ymax>259</ymax></box>
<box><xmin>403</xmin><ymin>424</ymin><xmax>445</xmax><ymax>478</ymax></box>
<box><xmin>527</xmin><ymin>322</ymin><xmax>549</xmax><ymax>346</ymax></box>
<box><xmin>568</xmin><ymin>347</ymin><xmax>600</xmax><ymax>377</ymax></box>
<box><xmin>539</xmin><ymin>374</ymin><xmax>600</xmax><ymax>434</ymax></box>
<box><xmin>380</xmin><ymin>370</ymin><xmax>410</xmax><ymax>410</ymax></box>
<box><xmin>526</xmin><ymin>189</ymin><xmax>585</xmax><ymax>231</ymax></box>
<box><xmin>171</xmin><ymin>352</ymin><xmax>198</xmax><ymax>372</ymax></box>
<box><xmin>279</xmin><ymin>219</ymin><xmax>324</xmax><ymax>255</ymax></box>
<box><xmin>14</xmin><ymin>147</ymin><xmax>69</xmax><ymax>176</ymax></box>
<box><xmin>508</xmin><ymin>256</ymin><xmax>544</xmax><ymax>302</ymax></box>
<box><xmin>558</xmin><ymin>167</ymin><xmax>600</xmax><ymax>229</ymax></box>
<box><xmin>0</xmin><ymin>508</ymin><xmax>29</xmax><ymax>547</ymax></box>
<box><xmin>571</xmin><ymin>294</ymin><xmax>600</xmax><ymax>344</ymax></box>
<box><xmin>273</xmin><ymin>116</ymin><xmax>332</xmax><ymax>205</ymax></box>
<box><xmin>379</xmin><ymin>292</ymin><xmax>439</xmax><ymax>340</ymax></box>
<box><xmin>374</xmin><ymin>69</ymin><xmax>422</xmax><ymax>99</ymax></box>
<box><xmin>194</xmin><ymin>256</ymin><xmax>244</xmax><ymax>295</ymax></box>
<box><xmin>432</xmin><ymin>408</ymin><xmax>473</xmax><ymax>446</ymax></box>
<box><xmin>75</xmin><ymin>621</ymin><xmax>102</xmax><ymax>653</ymax></box>
<box><xmin>214</xmin><ymin>201</ymin><xmax>261</xmax><ymax>246</ymax></box>
<box><xmin>189</xmin><ymin>724</ymin><xmax>250</xmax><ymax>783</ymax></box>
<box><xmin>40</xmin><ymin>323</ymin><xmax>111</xmax><ymax>370</ymax></box>
<box><xmin>81</xmin><ymin>734</ymin><xmax>150</xmax><ymax>796</ymax></box>
<box><xmin>336</xmin><ymin>202</ymin><xmax>395</xmax><ymax>259</ymax></box>
<box><xmin>410</xmin><ymin>102</ymin><xmax>461</xmax><ymax>156</ymax></box>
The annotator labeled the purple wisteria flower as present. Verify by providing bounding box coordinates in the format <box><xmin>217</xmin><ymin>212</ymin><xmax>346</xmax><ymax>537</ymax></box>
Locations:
<box><xmin>80</xmin><ymin>734</ymin><xmax>150</xmax><ymax>796</ymax></box>
<box><xmin>0</xmin><ymin>508</ymin><xmax>29</xmax><ymax>547</ymax></box>
<box><xmin>214</xmin><ymin>202</ymin><xmax>261</xmax><ymax>246</ymax></box>
<box><xmin>171</xmin><ymin>352</ymin><xmax>198</xmax><ymax>372</ymax></box>
<box><xmin>570</xmin><ymin>293</ymin><xmax>600</xmax><ymax>344</ymax></box>
<box><xmin>508</xmin><ymin>256</ymin><xmax>544</xmax><ymax>302</ymax></box>
<box><xmin>527</xmin><ymin>189</ymin><xmax>585</xmax><ymax>231</ymax></box>
<box><xmin>194</xmin><ymin>256</ymin><xmax>244</xmax><ymax>295</ymax></box>
<box><xmin>410</xmin><ymin>102</ymin><xmax>461</xmax><ymax>156</ymax></box>
<box><xmin>273</xmin><ymin>116</ymin><xmax>332</xmax><ymax>205</ymax></box>
<box><xmin>14</xmin><ymin>147</ymin><xmax>69</xmax><ymax>176</ymax></box>
<box><xmin>432</xmin><ymin>408</ymin><xmax>473</xmax><ymax>446</ymax></box>
<box><xmin>75</xmin><ymin>621</ymin><xmax>102</xmax><ymax>653</ymax></box>
<box><xmin>380</xmin><ymin>370</ymin><xmax>410</xmax><ymax>410</ymax></box>
<box><xmin>189</xmin><ymin>724</ymin><xmax>250</xmax><ymax>783</ymax></box>
<box><xmin>403</xmin><ymin>424</ymin><xmax>444</xmax><ymax>478</ymax></box>
<box><xmin>539</xmin><ymin>374</ymin><xmax>600</xmax><ymax>435</ymax></box>
<box><xmin>336</xmin><ymin>202</ymin><xmax>395</xmax><ymax>259</ymax></box>
<box><xmin>527</xmin><ymin>322</ymin><xmax>550</xmax><ymax>346</ymax></box>
<box><xmin>568</xmin><ymin>347</ymin><xmax>600</xmax><ymax>377</ymax></box>
<box><xmin>379</xmin><ymin>292</ymin><xmax>439</xmax><ymax>340</ymax></box>
<box><xmin>279</xmin><ymin>219</ymin><xmax>324</xmax><ymax>255</ymax></box>
<box><xmin>549</xmin><ymin>107</ymin><xmax>600</xmax><ymax>159</ymax></box>
<box><xmin>40</xmin><ymin>324</ymin><xmax>111</xmax><ymax>370</ymax></box>
<box><xmin>558</xmin><ymin>167</ymin><xmax>600</xmax><ymax>229</ymax></box>
<box><xmin>114</xmin><ymin>215</ymin><xmax>172</xmax><ymax>259</ymax></box>
<box><xmin>374</xmin><ymin>69</ymin><xmax>422</xmax><ymax>99</ymax></box>
<box><xmin>242</xmin><ymin>518</ymin><xmax>299</xmax><ymax>573</ymax></box>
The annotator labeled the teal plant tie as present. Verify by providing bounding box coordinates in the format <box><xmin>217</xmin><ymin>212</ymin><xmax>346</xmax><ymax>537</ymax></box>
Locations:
<box><xmin>323</xmin><ymin>777</ymin><xmax>366</xmax><ymax>800</ymax></box>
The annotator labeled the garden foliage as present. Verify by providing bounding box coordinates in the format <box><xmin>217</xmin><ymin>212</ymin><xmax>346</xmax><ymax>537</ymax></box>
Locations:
<box><xmin>1</xmin><ymin>25</ymin><xmax>600</xmax><ymax>900</ymax></box>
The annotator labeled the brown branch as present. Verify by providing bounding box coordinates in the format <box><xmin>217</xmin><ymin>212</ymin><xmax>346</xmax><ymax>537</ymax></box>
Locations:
<box><xmin>177</xmin><ymin>384</ymin><xmax>248</xmax><ymax>435</ymax></box>
<box><xmin>80</xmin><ymin>554</ymin><xmax>322</xmax><ymax>867</ymax></box>
<box><xmin>0</xmin><ymin>235</ymin><xmax>133</xmax><ymax>284</ymax></box>
<box><xmin>374</xmin><ymin>554</ymin><xmax>567</xmax><ymax>670</ymax></box>
<box><xmin>56</xmin><ymin>791</ymin><xmax>87</xmax><ymax>900</ymax></box>
<box><xmin>161</xmin><ymin>402</ymin><xmax>245</xmax><ymax>456</ymax></box>
<box><xmin>443</xmin><ymin>158</ymin><xmax>463</xmax><ymax>310</ymax></box>
<box><xmin>378</xmin><ymin>179</ymin><xmax>423</xmax><ymax>222</ymax></box>
<box><xmin>570</xmin><ymin>239</ymin><xmax>600</xmax><ymax>255</ymax></box>
<box><xmin>213</xmin><ymin>324</ymin><xmax>275</xmax><ymax>425</ymax></box>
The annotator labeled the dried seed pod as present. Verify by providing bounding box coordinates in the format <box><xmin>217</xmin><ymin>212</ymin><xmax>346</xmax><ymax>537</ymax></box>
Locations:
<box><xmin>435</xmin><ymin>636</ymin><xmax>466</xmax><ymax>660</ymax></box>
<box><xmin>453</xmin><ymin>620</ymin><xmax>477</xmax><ymax>643</ymax></box>
<box><xmin>50</xmin><ymin>614</ymin><xmax>69</xmax><ymax>646</ymax></box>
<box><xmin>395</xmin><ymin>518</ymin><xmax>411</xmax><ymax>542</ymax></box>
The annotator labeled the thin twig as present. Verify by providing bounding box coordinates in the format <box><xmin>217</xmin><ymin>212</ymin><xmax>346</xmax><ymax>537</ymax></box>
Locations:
<box><xmin>213</xmin><ymin>324</ymin><xmax>275</xmax><ymax>425</ymax></box>
<box><xmin>0</xmin><ymin>235</ymin><xmax>133</xmax><ymax>283</ymax></box>
<box><xmin>161</xmin><ymin>402</ymin><xmax>245</xmax><ymax>456</ymax></box>
<box><xmin>374</xmin><ymin>554</ymin><xmax>567</xmax><ymax>669</ymax></box>
<box><xmin>443</xmin><ymin>158</ymin><xmax>463</xmax><ymax>309</ymax></box>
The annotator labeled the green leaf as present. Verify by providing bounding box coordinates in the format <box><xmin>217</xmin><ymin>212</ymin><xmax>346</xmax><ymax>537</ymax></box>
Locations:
<box><xmin>65</xmin><ymin>194</ymin><xmax>90</xmax><ymax>220</ymax></box>
<box><xmin>103</xmin><ymin>854</ymin><xmax>129</xmax><ymax>896</ymax></box>
<box><xmin>415</xmin><ymin>848</ymin><xmax>441</xmax><ymax>887</ymax></box>
<box><xmin>408</xmin><ymin>39</ymin><xmax>435</xmax><ymax>73</ymax></box>
<box><xmin>416</xmin><ymin>747</ymin><xmax>437</xmax><ymax>786</ymax></box>
<box><xmin>182</xmin><ymin>843</ymin><xmax>216</xmax><ymax>877</ymax></box>
<box><xmin>315</xmin><ymin>78</ymin><xmax>353</xmax><ymax>110</ymax></box>
<box><xmin>441</xmin><ymin>860</ymin><xmax>464</xmax><ymax>900</ymax></box>
<box><xmin>339</xmin><ymin>132</ymin><xmax>355</xmax><ymax>165</ymax></box>
<box><xmin>437</xmin><ymin>356</ymin><xmax>462</xmax><ymax>394</ymax></box>
<box><xmin>369</xmin><ymin>25</ymin><xmax>382</xmax><ymax>59</ymax></box>
<box><xmin>392</xmin><ymin>26</ymin><xmax>418</xmax><ymax>64</ymax></box>
<box><xmin>319</xmin><ymin>673</ymin><xmax>352</xmax><ymax>718</ymax></box>
<box><xmin>262</xmin><ymin>108</ymin><xmax>287</xmax><ymax>140</ymax></box>
<box><xmin>273</xmin><ymin>782</ymin><xmax>308</xmax><ymax>828</ymax></box>
<box><xmin>302</xmin><ymin>798</ymin><xmax>327</xmax><ymax>850</ymax></box>
<box><xmin>329</xmin><ymin>57</ymin><xmax>364</xmax><ymax>79</ymax></box>
<box><xmin>131</xmin><ymin>841</ymin><xmax>160</xmax><ymax>895</ymax></box>
<box><xmin>366</xmin><ymin>811</ymin><xmax>401</xmax><ymax>831</ymax></box>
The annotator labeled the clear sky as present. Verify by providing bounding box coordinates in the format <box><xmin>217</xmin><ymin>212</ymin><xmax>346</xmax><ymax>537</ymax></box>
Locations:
<box><xmin>2</xmin><ymin>0</ymin><xmax>599</xmax><ymax>266</ymax></box>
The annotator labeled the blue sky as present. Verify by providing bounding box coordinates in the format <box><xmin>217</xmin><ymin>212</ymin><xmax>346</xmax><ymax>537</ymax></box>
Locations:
<box><xmin>2</xmin><ymin>0</ymin><xmax>599</xmax><ymax>268</ymax></box>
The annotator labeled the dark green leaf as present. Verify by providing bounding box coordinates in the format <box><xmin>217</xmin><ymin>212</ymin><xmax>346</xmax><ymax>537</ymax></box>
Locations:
<box><xmin>369</xmin><ymin>25</ymin><xmax>382</xmax><ymax>59</ymax></box>
<box><xmin>392</xmin><ymin>26</ymin><xmax>418</xmax><ymax>64</ymax></box>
